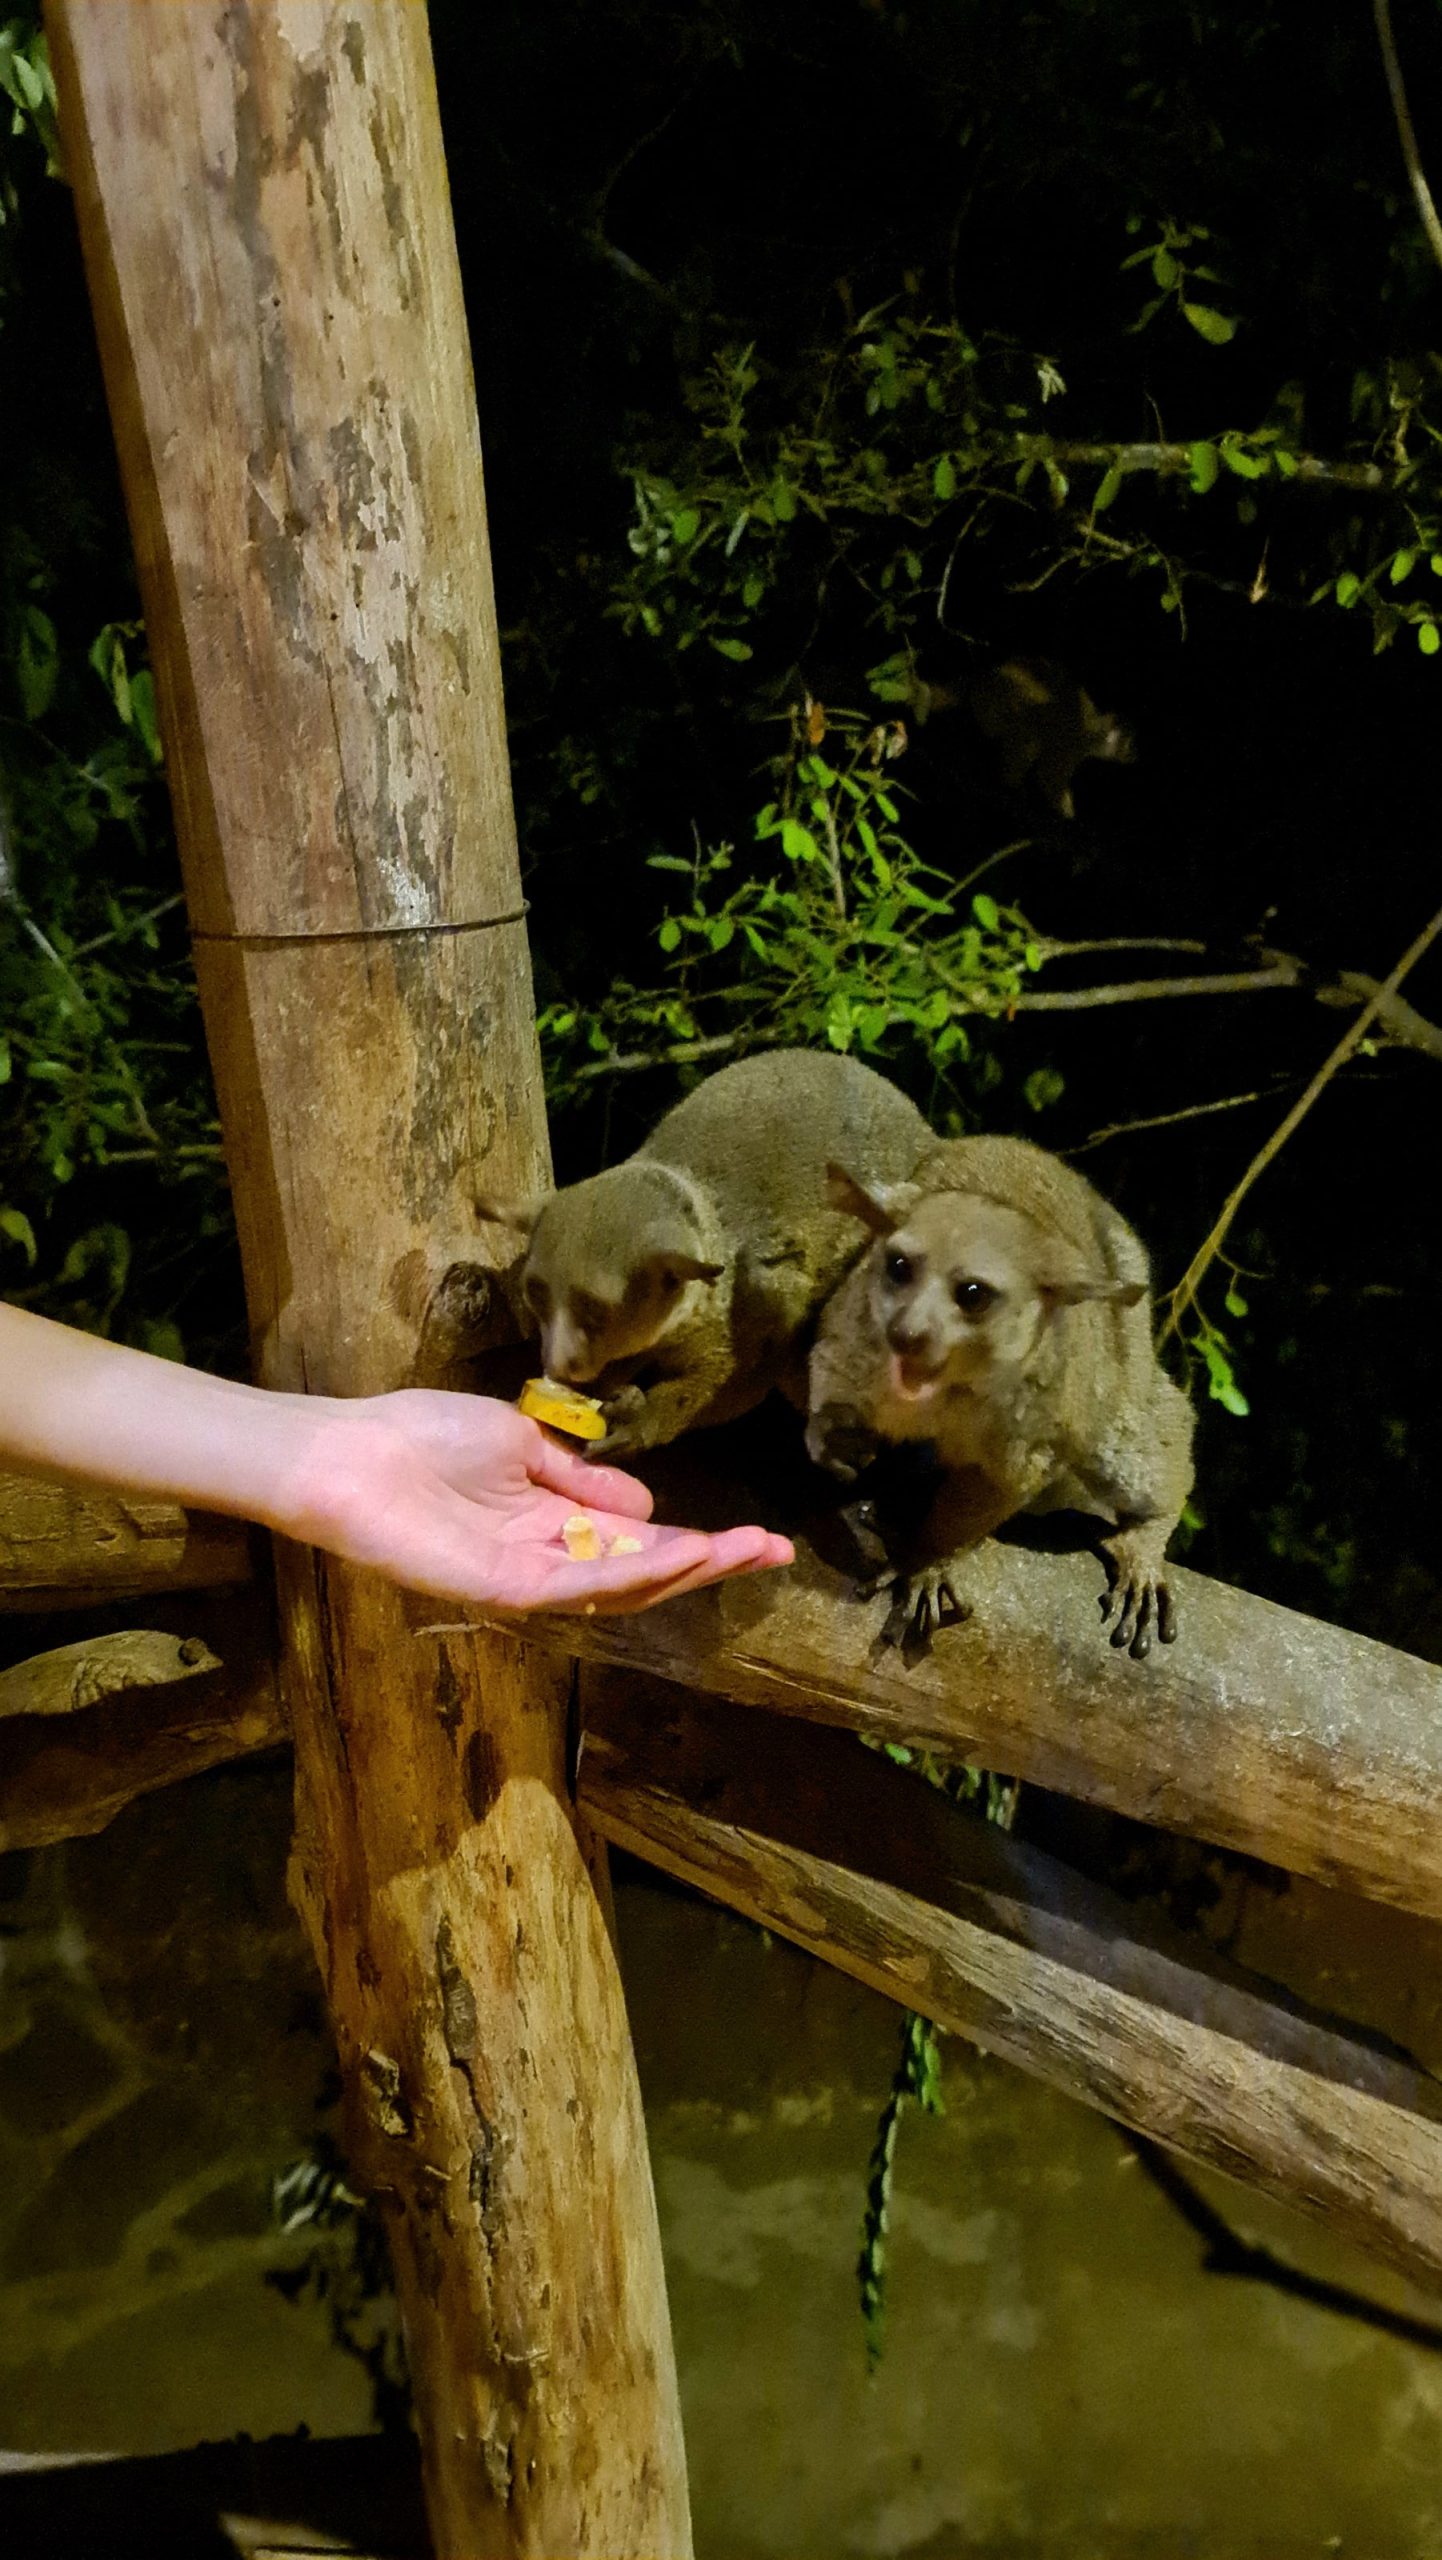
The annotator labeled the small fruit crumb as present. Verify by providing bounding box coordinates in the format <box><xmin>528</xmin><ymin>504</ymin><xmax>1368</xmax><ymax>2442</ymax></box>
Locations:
<box><xmin>609</xmin><ymin>1534</ymin><xmax>644</xmax><ymax>1557</ymax></box>
<box><xmin>562</xmin><ymin>1512</ymin><xmax>603</xmax><ymax>1562</ymax></box>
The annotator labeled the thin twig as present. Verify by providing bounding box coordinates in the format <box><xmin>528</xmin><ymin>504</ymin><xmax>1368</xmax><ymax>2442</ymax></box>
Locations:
<box><xmin>571</xmin><ymin>1030</ymin><xmax>752</xmax><ymax>1082</ymax></box>
<box><xmin>951</xmin><ymin>838</ymin><xmax>1036</xmax><ymax>900</ymax></box>
<box><xmin>1160</xmin><ymin>899</ymin><xmax>1442</xmax><ymax>1343</ymax></box>
<box><xmin>1034</xmin><ymin>935</ymin><xmax>1209</xmax><ymax>961</ymax></box>
<box><xmin>1014</xmin><ymin>961</ymin><xmax>1302</xmax><ymax>1011</ymax></box>
<box><xmin>1316</xmin><ymin>967</ymin><xmax>1442</xmax><ymax>1060</ymax></box>
<box><xmin>1020</xmin><ymin>435</ymin><xmax>1393</xmax><ymax>492</ymax></box>
<box><xmin>70</xmin><ymin>892</ymin><xmax>186</xmax><ymax>959</ymax></box>
<box><xmin>1374</xmin><ymin>0</ymin><xmax>1442</xmax><ymax>277</ymax></box>
<box><xmin>1068</xmin><ymin>1086</ymin><xmax>1286</xmax><ymax>1156</ymax></box>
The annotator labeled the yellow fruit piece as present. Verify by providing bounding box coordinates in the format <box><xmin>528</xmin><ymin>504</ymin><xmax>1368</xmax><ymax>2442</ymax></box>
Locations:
<box><xmin>519</xmin><ymin>1376</ymin><xmax>609</xmax><ymax>1440</ymax></box>
<box><xmin>608</xmin><ymin>1534</ymin><xmax>644</xmax><ymax>1557</ymax></box>
<box><xmin>562</xmin><ymin>1512</ymin><xmax>603</xmax><ymax>1562</ymax></box>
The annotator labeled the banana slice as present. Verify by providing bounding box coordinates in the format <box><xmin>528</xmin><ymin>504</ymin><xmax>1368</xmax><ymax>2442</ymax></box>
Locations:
<box><xmin>519</xmin><ymin>1376</ymin><xmax>609</xmax><ymax>1441</ymax></box>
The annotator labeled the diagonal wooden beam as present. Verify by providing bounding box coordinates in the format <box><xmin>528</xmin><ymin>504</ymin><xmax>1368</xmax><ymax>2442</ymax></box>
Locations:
<box><xmin>8</xmin><ymin>1615</ymin><xmax>1442</xmax><ymax>2290</ymax></box>
<box><xmin>581</xmin><ymin>1670</ymin><xmax>1442</xmax><ymax>2292</ymax></box>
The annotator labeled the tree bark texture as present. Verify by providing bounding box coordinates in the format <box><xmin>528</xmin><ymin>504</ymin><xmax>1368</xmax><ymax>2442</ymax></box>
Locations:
<box><xmin>543</xmin><ymin>1528</ymin><xmax>1442</xmax><ymax>1924</ymax></box>
<box><xmin>0</xmin><ymin>1625</ymin><xmax>222</xmax><ymax>1719</ymax></box>
<box><xmin>45</xmin><ymin>7</ymin><xmax>690</xmax><ymax>2552</ymax></box>
<box><xmin>582</xmin><ymin>1671</ymin><xmax>1442</xmax><ymax>2293</ymax></box>
<box><xmin>0</xmin><ymin>1470</ymin><xmax>253</xmax><ymax>1612</ymax></box>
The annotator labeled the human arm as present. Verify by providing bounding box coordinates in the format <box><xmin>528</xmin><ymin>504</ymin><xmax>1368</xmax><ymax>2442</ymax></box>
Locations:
<box><xmin>0</xmin><ymin>1303</ymin><xmax>793</xmax><ymax>1616</ymax></box>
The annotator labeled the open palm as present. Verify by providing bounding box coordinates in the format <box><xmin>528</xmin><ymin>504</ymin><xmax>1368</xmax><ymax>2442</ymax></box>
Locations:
<box><xmin>284</xmin><ymin>1390</ymin><xmax>793</xmax><ymax>1616</ymax></box>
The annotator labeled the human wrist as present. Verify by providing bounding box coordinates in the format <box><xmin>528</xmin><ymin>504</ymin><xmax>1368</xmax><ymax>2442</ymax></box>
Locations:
<box><xmin>251</xmin><ymin>1398</ymin><xmax>411</xmax><ymax>1550</ymax></box>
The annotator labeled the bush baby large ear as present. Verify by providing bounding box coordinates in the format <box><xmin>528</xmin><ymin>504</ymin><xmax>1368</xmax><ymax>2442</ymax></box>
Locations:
<box><xmin>1038</xmin><ymin>1268</ymin><xmax>1147</xmax><ymax>1311</ymax></box>
<box><xmin>825</xmin><ymin>1162</ymin><xmax>919</xmax><ymax>1236</ymax></box>
<box><xmin>474</xmin><ymin>1191</ymin><xmax>545</xmax><ymax>1238</ymax></box>
<box><xmin>648</xmin><ymin>1250</ymin><xmax>725</xmax><ymax>1288</ymax></box>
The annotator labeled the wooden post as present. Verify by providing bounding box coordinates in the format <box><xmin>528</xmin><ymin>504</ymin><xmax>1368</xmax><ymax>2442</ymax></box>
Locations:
<box><xmin>46</xmin><ymin>6</ymin><xmax>691</xmax><ymax>2552</ymax></box>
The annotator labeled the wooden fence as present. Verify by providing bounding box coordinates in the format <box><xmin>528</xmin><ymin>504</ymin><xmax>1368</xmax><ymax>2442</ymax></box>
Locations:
<box><xmin>2</xmin><ymin>4</ymin><xmax>1437</xmax><ymax>2552</ymax></box>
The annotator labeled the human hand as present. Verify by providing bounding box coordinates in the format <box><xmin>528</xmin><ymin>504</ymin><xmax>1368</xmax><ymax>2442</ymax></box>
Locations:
<box><xmin>274</xmin><ymin>1389</ymin><xmax>794</xmax><ymax>1616</ymax></box>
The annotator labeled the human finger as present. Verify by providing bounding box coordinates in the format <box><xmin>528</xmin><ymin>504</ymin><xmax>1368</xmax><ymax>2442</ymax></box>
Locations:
<box><xmin>525</xmin><ymin>1430</ymin><xmax>655</xmax><ymax>1520</ymax></box>
<box><xmin>481</xmin><ymin>1525</ymin><xmax>718</xmax><ymax>1613</ymax></box>
<box><xmin>567</xmin><ymin>1524</ymin><xmax>794</xmax><ymax>1613</ymax></box>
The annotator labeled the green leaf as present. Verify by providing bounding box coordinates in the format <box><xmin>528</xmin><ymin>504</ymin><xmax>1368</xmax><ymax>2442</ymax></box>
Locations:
<box><xmin>709</xmin><ymin>635</ymin><xmax>753</xmax><ymax>662</ymax></box>
<box><xmin>0</xmin><ymin>1207</ymin><xmax>37</xmax><ymax>1266</ymax></box>
<box><xmin>11</xmin><ymin>49</ymin><xmax>45</xmax><ymax>111</ymax></box>
<box><xmin>0</xmin><ymin>1037</ymin><xmax>9</xmax><ymax>1086</ymax></box>
<box><xmin>1432</xmin><ymin>556</ymin><xmax>1442</xmax><ymax>577</ymax></box>
<box><xmin>866</xmin><ymin>654</ymin><xmax>915</xmax><ymax>703</ymax></box>
<box><xmin>1224</xmin><ymin>1286</ymin><xmax>1250</xmax><ymax>1318</ymax></box>
<box><xmin>932</xmin><ymin>452</ymin><xmax>957</xmax><ymax>502</ymax></box>
<box><xmin>1201</xmin><ymin>1335</ymin><xmax>1250</xmax><ymax>1417</ymax></box>
<box><xmin>1188</xmin><ymin>440</ymin><xmax>1220</xmax><ymax>494</ymax></box>
<box><xmin>1093</xmin><ymin>463</ymin><xmax>1124</xmax><ymax>512</ymax></box>
<box><xmin>657</xmin><ymin>917</ymin><xmax>682</xmax><ymax>952</ymax></box>
<box><xmin>972</xmin><ymin>892</ymin><xmax>1000</xmax><ymax>930</ymax></box>
<box><xmin>1152</xmin><ymin>247</ymin><xmax>1179</xmax><ymax>289</ymax></box>
<box><xmin>1182</xmin><ymin>302</ymin><xmax>1236</xmax><ymax>346</ymax></box>
<box><xmin>140</xmin><ymin>1319</ymin><xmax>186</xmax><ymax>1363</ymax></box>
<box><xmin>1420</xmin><ymin>622</ymin><xmax>1441</xmax><ymax>657</ymax></box>
<box><xmin>825</xmin><ymin>993</ymin><xmax>854</xmax><ymax>1051</ymax></box>
<box><xmin>17</xmin><ymin>604</ymin><xmax>59</xmax><ymax>721</ymax></box>
<box><xmin>1390</xmin><ymin>548</ymin><xmax>1416</xmax><ymax>585</ymax></box>
<box><xmin>1335</xmin><ymin>571</ymin><xmax>1362</xmax><ymax>608</ymax></box>
<box><xmin>781</xmin><ymin>819</ymin><xmax>820</xmax><ymax>862</ymax></box>
<box><xmin>771</xmin><ymin>481</ymin><xmax>797</xmax><ymax>523</ymax></box>
<box><xmin>1022</xmin><ymin>1066</ymin><xmax>1065</xmax><ymax>1113</ymax></box>
<box><xmin>129</xmin><ymin>670</ymin><xmax>163</xmax><ymax>764</ymax></box>
<box><xmin>669</xmin><ymin>506</ymin><xmax>700</xmax><ymax>546</ymax></box>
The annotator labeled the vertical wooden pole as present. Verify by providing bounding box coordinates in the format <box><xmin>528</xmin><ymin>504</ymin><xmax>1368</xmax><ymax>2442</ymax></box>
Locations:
<box><xmin>45</xmin><ymin>6</ymin><xmax>692</xmax><ymax>2552</ymax></box>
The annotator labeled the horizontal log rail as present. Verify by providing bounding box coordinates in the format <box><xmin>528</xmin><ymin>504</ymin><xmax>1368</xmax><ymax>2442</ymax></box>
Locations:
<box><xmin>6</xmin><ymin>1457</ymin><xmax>1442</xmax><ymax>1921</ymax></box>
<box><xmin>0</xmin><ymin>1588</ymin><xmax>283</xmax><ymax>1851</ymax></box>
<box><xmin>539</xmin><ymin>1538</ymin><xmax>1442</xmax><ymax>1925</ymax></box>
<box><xmin>0</xmin><ymin>1470</ymin><xmax>253</xmax><ymax>1611</ymax></box>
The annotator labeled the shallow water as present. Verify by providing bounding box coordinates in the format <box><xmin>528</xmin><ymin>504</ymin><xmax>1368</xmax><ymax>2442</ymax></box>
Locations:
<box><xmin>3</xmin><ymin>1757</ymin><xmax>1442</xmax><ymax>2556</ymax></box>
